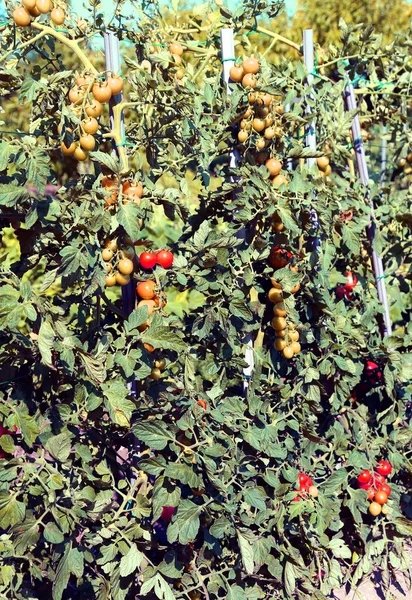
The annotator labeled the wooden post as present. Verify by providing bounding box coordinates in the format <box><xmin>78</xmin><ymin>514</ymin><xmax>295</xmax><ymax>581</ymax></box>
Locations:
<box><xmin>220</xmin><ymin>28</ymin><xmax>254</xmax><ymax>393</ymax></box>
<box><xmin>344</xmin><ymin>84</ymin><xmax>392</xmax><ymax>337</ymax></box>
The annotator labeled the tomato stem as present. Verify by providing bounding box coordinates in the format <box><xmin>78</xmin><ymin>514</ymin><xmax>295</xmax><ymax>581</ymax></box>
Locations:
<box><xmin>30</xmin><ymin>22</ymin><xmax>98</xmax><ymax>74</ymax></box>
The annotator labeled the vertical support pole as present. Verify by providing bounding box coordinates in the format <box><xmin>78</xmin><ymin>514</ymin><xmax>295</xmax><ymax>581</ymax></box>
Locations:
<box><xmin>220</xmin><ymin>28</ymin><xmax>254</xmax><ymax>394</ymax></box>
<box><xmin>380</xmin><ymin>125</ymin><xmax>387</xmax><ymax>187</ymax></box>
<box><xmin>344</xmin><ymin>84</ymin><xmax>392</xmax><ymax>337</ymax></box>
<box><xmin>303</xmin><ymin>29</ymin><xmax>320</xmax><ymax>253</ymax></box>
<box><xmin>104</xmin><ymin>31</ymin><xmax>138</xmax><ymax>372</ymax></box>
<box><xmin>285</xmin><ymin>102</ymin><xmax>293</xmax><ymax>171</ymax></box>
<box><xmin>303</xmin><ymin>30</ymin><xmax>316</xmax><ymax>168</ymax></box>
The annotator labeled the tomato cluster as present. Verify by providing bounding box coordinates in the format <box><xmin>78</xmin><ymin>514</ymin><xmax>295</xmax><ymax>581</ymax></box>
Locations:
<box><xmin>398</xmin><ymin>151</ymin><xmax>412</xmax><ymax>176</ymax></box>
<box><xmin>168</xmin><ymin>41</ymin><xmax>185</xmax><ymax>82</ymax></box>
<box><xmin>140</xmin><ymin>41</ymin><xmax>185</xmax><ymax>84</ymax></box>
<box><xmin>61</xmin><ymin>73</ymin><xmax>123</xmax><ymax>161</ymax></box>
<box><xmin>150</xmin><ymin>357</ymin><xmax>166</xmax><ymax>381</ymax></box>
<box><xmin>357</xmin><ymin>460</ymin><xmax>393</xmax><ymax>516</ymax></box>
<box><xmin>102</xmin><ymin>177</ymin><xmax>144</xmax><ymax>211</ymax></box>
<box><xmin>292</xmin><ymin>472</ymin><xmax>318</xmax><ymax>501</ymax></box>
<box><xmin>102</xmin><ymin>237</ymin><xmax>135</xmax><ymax>288</ymax></box>
<box><xmin>230</xmin><ymin>58</ymin><xmax>287</xmax><ymax>166</ymax></box>
<box><xmin>139</xmin><ymin>249</ymin><xmax>174</xmax><ymax>270</ymax></box>
<box><xmin>14</xmin><ymin>0</ymin><xmax>66</xmax><ymax>27</ymax></box>
<box><xmin>136</xmin><ymin>279</ymin><xmax>167</xmax><ymax>332</ymax></box>
<box><xmin>268</xmin><ymin>250</ymin><xmax>301</xmax><ymax>359</ymax></box>
<box><xmin>316</xmin><ymin>152</ymin><xmax>332</xmax><ymax>178</ymax></box>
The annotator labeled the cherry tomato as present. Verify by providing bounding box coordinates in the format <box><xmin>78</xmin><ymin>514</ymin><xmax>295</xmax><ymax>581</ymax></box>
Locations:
<box><xmin>378</xmin><ymin>483</ymin><xmax>391</xmax><ymax>497</ymax></box>
<box><xmin>369</xmin><ymin>502</ymin><xmax>382</xmax><ymax>516</ymax></box>
<box><xmin>367</xmin><ymin>488</ymin><xmax>376</xmax><ymax>501</ymax></box>
<box><xmin>376</xmin><ymin>460</ymin><xmax>392</xmax><ymax>476</ymax></box>
<box><xmin>0</xmin><ymin>424</ymin><xmax>14</xmax><ymax>436</ymax></box>
<box><xmin>139</xmin><ymin>251</ymin><xmax>157</xmax><ymax>270</ymax></box>
<box><xmin>156</xmin><ymin>249</ymin><xmax>174</xmax><ymax>268</ymax></box>
<box><xmin>357</xmin><ymin>470</ymin><xmax>372</xmax><ymax>485</ymax></box>
<box><xmin>136</xmin><ymin>280</ymin><xmax>156</xmax><ymax>300</ymax></box>
<box><xmin>345</xmin><ymin>271</ymin><xmax>358</xmax><ymax>290</ymax></box>
<box><xmin>358</xmin><ymin>481</ymin><xmax>372</xmax><ymax>490</ymax></box>
<box><xmin>374</xmin><ymin>490</ymin><xmax>388</xmax><ymax>505</ymax></box>
<box><xmin>298</xmin><ymin>473</ymin><xmax>312</xmax><ymax>490</ymax></box>
<box><xmin>308</xmin><ymin>485</ymin><xmax>318</xmax><ymax>498</ymax></box>
<box><xmin>269</xmin><ymin>246</ymin><xmax>292</xmax><ymax>269</ymax></box>
<box><xmin>197</xmin><ymin>399</ymin><xmax>207</xmax><ymax>410</ymax></box>
<box><xmin>366</xmin><ymin>360</ymin><xmax>379</xmax><ymax>372</ymax></box>
<box><xmin>137</xmin><ymin>300</ymin><xmax>156</xmax><ymax>316</ymax></box>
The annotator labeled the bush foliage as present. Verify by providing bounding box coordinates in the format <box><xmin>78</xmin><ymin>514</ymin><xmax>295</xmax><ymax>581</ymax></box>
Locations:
<box><xmin>0</xmin><ymin>1</ymin><xmax>411</xmax><ymax>599</ymax></box>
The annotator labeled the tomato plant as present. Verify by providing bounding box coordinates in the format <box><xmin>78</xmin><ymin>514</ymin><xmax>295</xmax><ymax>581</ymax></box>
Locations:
<box><xmin>0</xmin><ymin>0</ymin><xmax>411</xmax><ymax>598</ymax></box>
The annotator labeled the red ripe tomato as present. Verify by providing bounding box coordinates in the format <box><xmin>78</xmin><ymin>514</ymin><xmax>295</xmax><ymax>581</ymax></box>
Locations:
<box><xmin>357</xmin><ymin>470</ymin><xmax>372</xmax><ymax>485</ymax></box>
<box><xmin>139</xmin><ymin>251</ymin><xmax>157</xmax><ymax>270</ymax></box>
<box><xmin>367</xmin><ymin>488</ymin><xmax>376</xmax><ymax>501</ymax></box>
<box><xmin>197</xmin><ymin>399</ymin><xmax>207</xmax><ymax>410</ymax></box>
<box><xmin>378</xmin><ymin>483</ymin><xmax>391</xmax><ymax>497</ymax></box>
<box><xmin>336</xmin><ymin>284</ymin><xmax>351</xmax><ymax>300</ymax></box>
<box><xmin>298</xmin><ymin>473</ymin><xmax>307</xmax><ymax>486</ymax></box>
<box><xmin>0</xmin><ymin>424</ymin><xmax>14</xmax><ymax>436</ymax></box>
<box><xmin>156</xmin><ymin>249</ymin><xmax>174</xmax><ymax>268</ymax></box>
<box><xmin>298</xmin><ymin>473</ymin><xmax>312</xmax><ymax>490</ymax></box>
<box><xmin>160</xmin><ymin>506</ymin><xmax>175</xmax><ymax>522</ymax></box>
<box><xmin>366</xmin><ymin>360</ymin><xmax>379</xmax><ymax>372</ymax></box>
<box><xmin>359</xmin><ymin>481</ymin><xmax>372</xmax><ymax>490</ymax></box>
<box><xmin>269</xmin><ymin>246</ymin><xmax>292</xmax><ymax>269</ymax></box>
<box><xmin>376</xmin><ymin>460</ymin><xmax>392</xmax><ymax>477</ymax></box>
<box><xmin>345</xmin><ymin>271</ymin><xmax>358</xmax><ymax>290</ymax></box>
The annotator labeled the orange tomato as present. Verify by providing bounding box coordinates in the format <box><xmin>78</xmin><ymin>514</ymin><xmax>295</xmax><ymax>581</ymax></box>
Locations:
<box><xmin>85</xmin><ymin>100</ymin><xmax>103</xmax><ymax>118</ymax></box>
<box><xmin>137</xmin><ymin>299</ymin><xmax>156</xmax><ymax>316</ymax></box>
<box><xmin>265</xmin><ymin>158</ymin><xmax>282</xmax><ymax>177</ymax></box>
<box><xmin>13</xmin><ymin>6</ymin><xmax>31</xmax><ymax>25</ymax></box>
<box><xmin>136</xmin><ymin>280</ymin><xmax>156</xmax><ymax>300</ymax></box>
<box><xmin>108</xmin><ymin>76</ymin><xmax>124</xmax><ymax>95</ymax></box>
<box><xmin>283</xmin><ymin>346</ymin><xmax>294</xmax><ymax>359</ymax></box>
<box><xmin>92</xmin><ymin>82</ymin><xmax>112</xmax><ymax>103</ymax></box>
<box><xmin>268</xmin><ymin>288</ymin><xmax>283</xmax><ymax>303</ymax></box>
<box><xmin>243</xmin><ymin>57</ymin><xmax>260</xmax><ymax>74</ymax></box>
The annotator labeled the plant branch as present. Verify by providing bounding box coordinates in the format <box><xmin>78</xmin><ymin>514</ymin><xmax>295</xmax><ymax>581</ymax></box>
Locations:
<box><xmin>0</xmin><ymin>29</ymin><xmax>47</xmax><ymax>65</ymax></box>
<box><xmin>30</xmin><ymin>22</ymin><xmax>98</xmax><ymax>74</ymax></box>
<box><xmin>255</xmin><ymin>27</ymin><xmax>301</xmax><ymax>53</ymax></box>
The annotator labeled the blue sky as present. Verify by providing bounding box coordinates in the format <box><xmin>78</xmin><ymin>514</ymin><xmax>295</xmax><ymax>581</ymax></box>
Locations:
<box><xmin>0</xmin><ymin>0</ymin><xmax>297</xmax><ymax>20</ymax></box>
<box><xmin>71</xmin><ymin>0</ymin><xmax>297</xmax><ymax>17</ymax></box>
